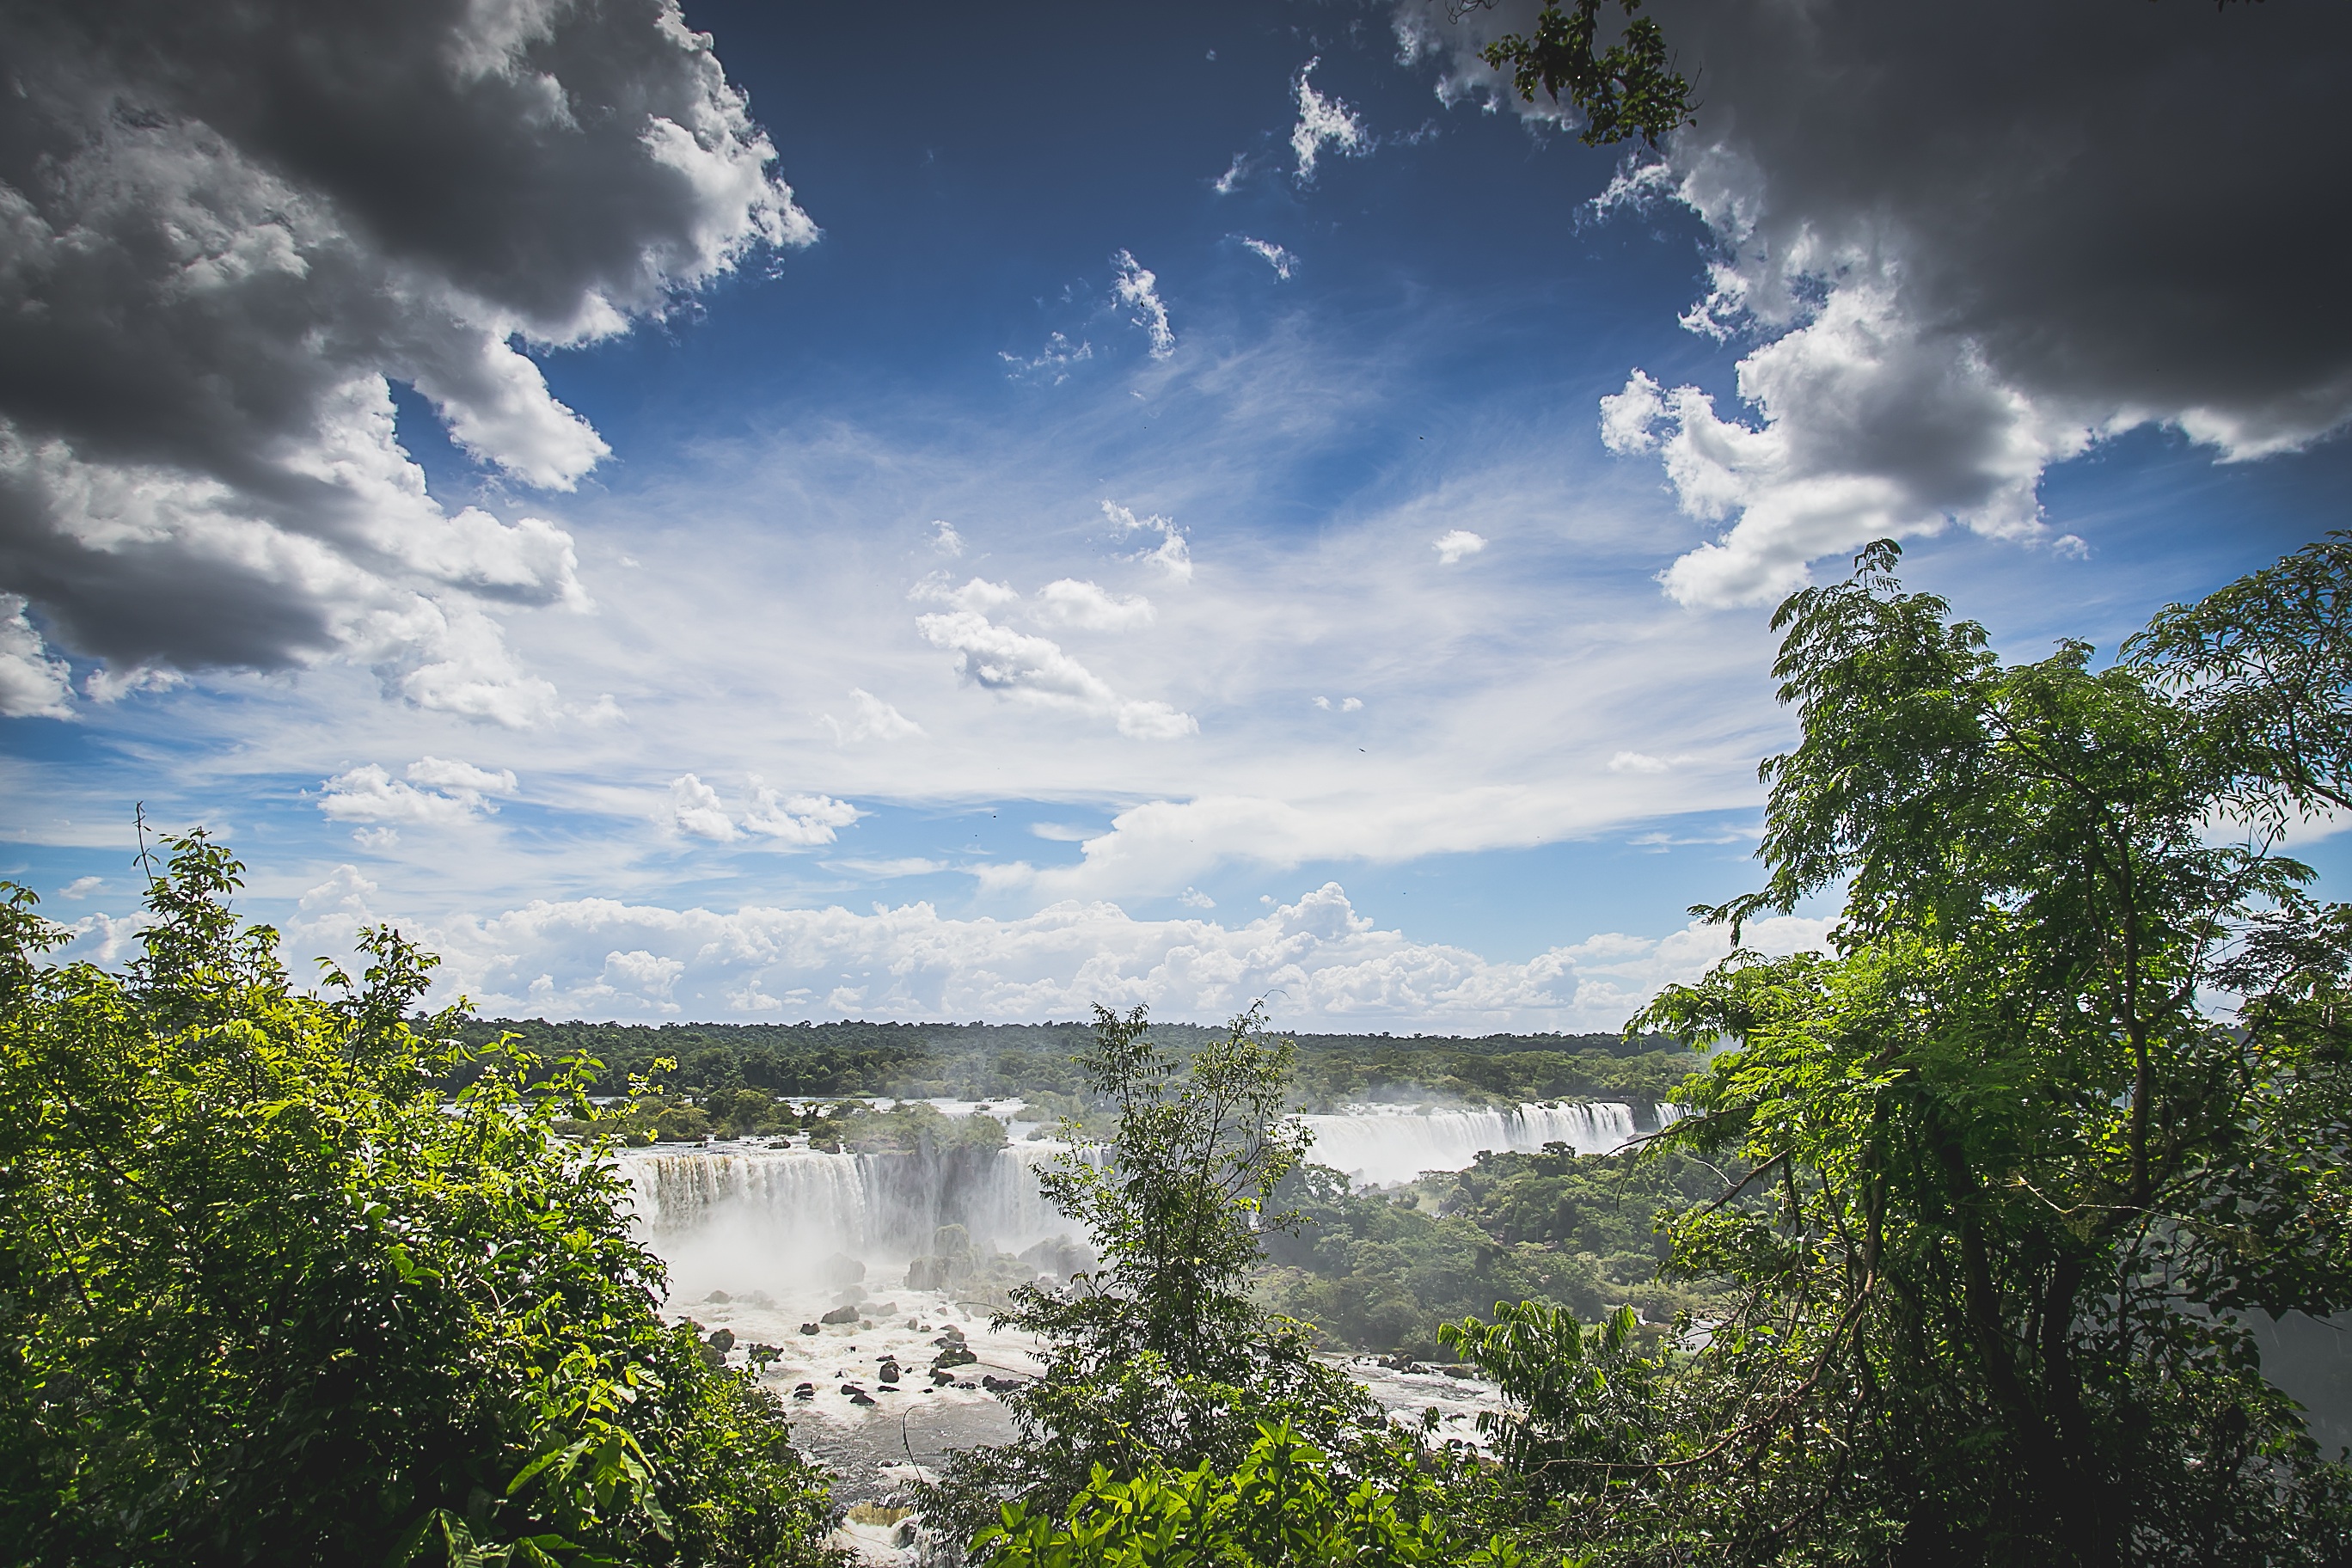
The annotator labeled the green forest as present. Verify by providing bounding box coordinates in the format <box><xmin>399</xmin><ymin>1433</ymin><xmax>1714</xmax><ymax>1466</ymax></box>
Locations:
<box><xmin>9</xmin><ymin>535</ymin><xmax>2352</xmax><ymax>1565</ymax></box>
<box><xmin>448</xmin><ymin>1014</ymin><xmax>1699</xmax><ymax>1109</ymax></box>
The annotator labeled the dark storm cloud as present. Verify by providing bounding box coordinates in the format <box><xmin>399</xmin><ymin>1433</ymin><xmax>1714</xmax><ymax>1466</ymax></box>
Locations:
<box><xmin>1399</xmin><ymin>0</ymin><xmax>2352</xmax><ymax>603</ymax></box>
<box><xmin>0</xmin><ymin>0</ymin><xmax>812</xmax><ymax>716</ymax></box>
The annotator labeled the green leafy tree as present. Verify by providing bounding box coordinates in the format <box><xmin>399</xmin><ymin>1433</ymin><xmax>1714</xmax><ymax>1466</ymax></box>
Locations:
<box><xmin>0</xmin><ymin>831</ymin><xmax>838</xmax><ymax>1567</ymax></box>
<box><xmin>1459</xmin><ymin>0</ymin><xmax>1693</xmax><ymax>148</ymax></box>
<box><xmin>922</xmin><ymin>1006</ymin><xmax>1386</xmax><ymax>1548</ymax></box>
<box><xmin>1548</xmin><ymin>539</ymin><xmax>2352</xmax><ymax>1564</ymax></box>
<box><xmin>972</xmin><ymin>1421</ymin><xmax>1516</xmax><ymax>1568</ymax></box>
<box><xmin>1409</xmin><ymin>541</ymin><xmax>2352</xmax><ymax>1566</ymax></box>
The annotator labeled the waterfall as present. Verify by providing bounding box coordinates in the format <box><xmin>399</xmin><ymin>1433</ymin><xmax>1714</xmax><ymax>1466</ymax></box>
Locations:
<box><xmin>620</xmin><ymin>1141</ymin><xmax>1071</xmax><ymax>1260</ymax></box>
<box><xmin>617</xmin><ymin>1102</ymin><xmax>1679</xmax><ymax>1294</ymax></box>
<box><xmin>1291</xmin><ymin>1102</ymin><xmax>1663</xmax><ymax>1188</ymax></box>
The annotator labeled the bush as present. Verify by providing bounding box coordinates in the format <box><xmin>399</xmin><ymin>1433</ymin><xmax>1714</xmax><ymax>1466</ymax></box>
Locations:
<box><xmin>0</xmin><ymin>832</ymin><xmax>840</xmax><ymax>1567</ymax></box>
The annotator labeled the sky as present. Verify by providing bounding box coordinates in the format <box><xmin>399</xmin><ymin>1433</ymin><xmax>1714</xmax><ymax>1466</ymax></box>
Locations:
<box><xmin>3</xmin><ymin>0</ymin><xmax>2350</xmax><ymax>1031</ymax></box>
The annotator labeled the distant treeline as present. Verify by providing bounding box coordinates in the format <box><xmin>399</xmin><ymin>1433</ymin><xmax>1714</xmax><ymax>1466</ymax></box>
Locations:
<box><xmin>448</xmin><ymin>1016</ymin><xmax>1700</xmax><ymax>1106</ymax></box>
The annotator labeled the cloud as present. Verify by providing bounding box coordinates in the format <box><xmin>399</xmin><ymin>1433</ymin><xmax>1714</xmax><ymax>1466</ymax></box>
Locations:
<box><xmin>353</xmin><ymin>879</ymin><xmax>1828</xmax><ymax>1031</ymax></box>
<box><xmin>0</xmin><ymin>595</ymin><xmax>73</xmax><ymax>718</ymax></box>
<box><xmin>1433</xmin><ymin>529</ymin><xmax>1486</xmax><ymax>564</ymax></box>
<box><xmin>1000</xmin><ymin>332</ymin><xmax>1093</xmax><ymax>384</ymax></box>
<box><xmin>1112</xmin><ymin>250</ymin><xmax>1175</xmax><ymax>359</ymax></box>
<box><xmin>914</xmin><ymin>607</ymin><xmax>1197</xmax><ymax>740</ymax></box>
<box><xmin>743</xmin><ymin>780</ymin><xmax>860</xmax><ymax>846</ymax></box>
<box><xmin>1177</xmin><ymin>886</ymin><xmax>1216</xmax><ymax>910</ymax></box>
<box><xmin>824</xmin><ymin>856</ymin><xmax>946</xmax><ymax>879</ymax></box>
<box><xmin>911</xmin><ymin>574</ymin><xmax>1023</xmax><ymax>615</ymax></box>
<box><xmin>317</xmin><ymin>756</ymin><xmax>518</xmax><ymax>834</ymax></box>
<box><xmin>670</xmin><ymin>773</ymin><xmax>857</xmax><ymax>845</ymax></box>
<box><xmin>1212</xmin><ymin>153</ymin><xmax>1253</xmax><ymax>196</ymax></box>
<box><xmin>58</xmin><ymin>876</ymin><xmax>102</xmax><ymax>898</ymax></box>
<box><xmin>1238</xmin><ymin>237</ymin><xmax>1298</xmax><ymax>280</ymax></box>
<box><xmin>1400</xmin><ymin>1</ymin><xmax>2352</xmax><ymax>603</ymax></box>
<box><xmin>1035</xmin><ymin>579</ymin><xmax>1155</xmax><ymax>632</ymax></box>
<box><xmin>1102</xmin><ymin>500</ymin><xmax>1192</xmax><ymax>581</ymax></box>
<box><xmin>1313</xmin><ymin>696</ymin><xmax>1364</xmax><ymax>713</ymax></box>
<box><xmin>0</xmin><ymin>0</ymin><xmax>812</xmax><ymax>700</ymax></box>
<box><xmin>822</xmin><ymin>687</ymin><xmax>924</xmax><ymax>744</ymax></box>
<box><xmin>1291</xmin><ymin>58</ymin><xmax>1370</xmax><ymax>181</ymax></box>
<box><xmin>670</xmin><ymin>773</ymin><xmax>739</xmax><ymax>841</ymax></box>
<box><xmin>929</xmin><ymin>519</ymin><xmax>966</xmax><ymax>556</ymax></box>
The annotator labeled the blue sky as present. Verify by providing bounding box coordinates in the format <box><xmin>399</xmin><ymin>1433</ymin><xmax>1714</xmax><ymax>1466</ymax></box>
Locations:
<box><xmin>4</xmin><ymin>0</ymin><xmax>2349</xmax><ymax>1027</ymax></box>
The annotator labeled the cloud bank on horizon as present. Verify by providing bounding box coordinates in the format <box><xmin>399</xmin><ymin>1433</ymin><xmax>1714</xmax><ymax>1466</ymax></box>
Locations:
<box><xmin>4</xmin><ymin>0</ymin><xmax>2349</xmax><ymax>1027</ymax></box>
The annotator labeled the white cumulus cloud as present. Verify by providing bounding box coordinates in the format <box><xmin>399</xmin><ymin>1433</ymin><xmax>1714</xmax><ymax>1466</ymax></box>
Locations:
<box><xmin>1239</xmin><ymin>236</ymin><xmax>1298</xmax><ymax>280</ymax></box>
<box><xmin>350</xmin><ymin>879</ymin><xmax>1829</xmax><ymax>1032</ymax></box>
<box><xmin>1433</xmin><ymin>530</ymin><xmax>1487</xmax><ymax>564</ymax></box>
<box><xmin>0</xmin><ymin>0</ymin><xmax>812</xmax><ymax>705</ymax></box>
<box><xmin>670</xmin><ymin>773</ymin><xmax>856</xmax><ymax>845</ymax></box>
<box><xmin>1112</xmin><ymin>250</ymin><xmax>1175</xmax><ymax>359</ymax></box>
<box><xmin>822</xmin><ymin>688</ymin><xmax>924</xmax><ymax>744</ymax></box>
<box><xmin>1035</xmin><ymin>579</ymin><xmax>1155</xmax><ymax>632</ymax></box>
<box><xmin>0</xmin><ymin>594</ymin><xmax>73</xmax><ymax>719</ymax></box>
<box><xmin>1102</xmin><ymin>500</ymin><xmax>1193</xmax><ymax>581</ymax></box>
<box><xmin>914</xmin><ymin>608</ymin><xmax>1196</xmax><ymax>740</ymax></box>
<box><xmin>317</xmin><ymin>756</ymin><xmax>518</xmax><ymax>837</ymax></box>
<box><xmin>1291</xmin><ymin>58</ymin><xmax>1370</xmax><ymax>181</ymax></box>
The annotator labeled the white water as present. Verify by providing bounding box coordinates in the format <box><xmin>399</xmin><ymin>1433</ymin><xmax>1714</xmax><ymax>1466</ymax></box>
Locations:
<box><xmin>622</xmin><ymin>1141</ymin><xmax>1069</xmax><ymax>1262</ymax></box>
<box><xmin>621</xmin><ymin>1100</ymin><xmax>1674</xmax><ymax>1295</ymax></box>
<box><xmin>1293</xmin><ymin>1102</ymin><xmax>1657</xmax><ymax>1187</ymax></box>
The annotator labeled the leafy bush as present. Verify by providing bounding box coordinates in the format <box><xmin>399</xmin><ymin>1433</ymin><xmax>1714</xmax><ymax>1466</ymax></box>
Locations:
<box><xmin>972</xmin><ymin>1422</ymin><xmax>1514</xmax><ymax>1568</ymax></box>
<box><xmin>0</xmin><ymin>832</ymin><xmax>838</xmax><ymax>1567</ymax></box>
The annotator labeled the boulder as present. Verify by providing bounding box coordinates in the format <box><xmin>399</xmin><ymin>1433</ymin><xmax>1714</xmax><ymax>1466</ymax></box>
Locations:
<box><xmin>793</xmin><ymin>1382</ymin><xmax>816</xmax><ymax>1400</ymax></box>
<box><xmin>819</xmin><ymin>1304</ymin><xmax>860</xmax><ymax>1326</ymax></box>
<box><xmin>799</xmin><ymin>1321</ymin><xmax>822</xmax><ymax>1336</ymax></box>
<box><xmin>704</xmin><ymin>1327</ymin><xmax>736</xmax><ymax>1353</ymax></box>
<box><xmin>703</xmin><ymin>1289</ymin><xmax>732</xmax><ymax>1304</ymax></box>
<box><xmin>878</xmin><ymin>1359</ymin><xmax>900</xmax><ymax>1384</ymax></box>
<box><xmin>932</xmin><ymin>1345</ymin><xmax>977</xmax><ymax>1369</ymax></box>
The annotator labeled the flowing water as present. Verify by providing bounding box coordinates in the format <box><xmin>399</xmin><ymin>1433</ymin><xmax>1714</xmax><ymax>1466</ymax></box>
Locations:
<box><xmin>619</xmin><ymin>1099</ymin><xmax>1675</xmax><ymax>1556</ymax></box>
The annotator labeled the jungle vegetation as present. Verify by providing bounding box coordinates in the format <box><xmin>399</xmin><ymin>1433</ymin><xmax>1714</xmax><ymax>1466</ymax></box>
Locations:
<box><xmin>946</xmin><ymin>536</ymin><xmax>2352</xmax><ymax>1567</ymax></box>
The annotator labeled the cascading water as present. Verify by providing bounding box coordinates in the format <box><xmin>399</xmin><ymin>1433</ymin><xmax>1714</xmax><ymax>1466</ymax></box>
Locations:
<box><xmin>622</xmin><ymin>1141</ymin><xmax>1069</xmax><ymax>1260</ymax></box>
<box><xmin>1291</xmin><ymin>1102</ymin><xmax>1663</xmax><ymax>1188</ymax></box>
<box><xmin>620</xmin><ymin>1100</ymin><xmax>1681</xmax><ymax>1284</ymax></box>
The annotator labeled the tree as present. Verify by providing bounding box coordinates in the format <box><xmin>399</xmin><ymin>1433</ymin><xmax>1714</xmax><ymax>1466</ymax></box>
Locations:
<box><xmin>1455</xmin><ymin>0</ymin><xmax>1694</xmax><ymax>148</ymax></box>
<box><xmin>1568</xmin><ymin>539</ymin><xmax>2352</xmax><ymax>1564</ymax></box>
<box><xmin>922</xmin><ymin>1005</ymin><xmax>1391</xmax><ymax>1550</ymax></box>
<box><xmin>1407</xmin><ymin>542</ymin><xmax>2352</xmax><ymax>1565</ymax></box>
<box><xmin>0</xmin><ymin>830</ymin><xmax>839</xmax><ymax>1566</ymax></box>
<box><xmin>971</xmin><ymin>1421</ymin><xmax>1517</xmax><ymax>1568</ymax></box>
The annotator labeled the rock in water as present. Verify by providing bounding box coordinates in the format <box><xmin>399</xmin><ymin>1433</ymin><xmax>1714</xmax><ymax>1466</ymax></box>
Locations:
<box><xmin>819</xmin><ymin>1304</ymin><xmax>859</xmax><ymax>1325</ymax></box>
<box><xmin>799</xmin><ymin>1321</ymin><xmax>821</xmax><ymax>1335</ymax></box>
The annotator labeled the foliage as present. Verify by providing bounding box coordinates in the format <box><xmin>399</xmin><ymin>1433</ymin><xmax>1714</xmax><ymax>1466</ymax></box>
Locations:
<box><xmin>456</xmin><ymin>1014</ymin><xmax>1693</xmax><ymax>1111</ymax></box>
<box><xmin>0</xmin><ymin>832</ymin><xmax>839</xmax><ymax>1567</ymax></box>
<box><xmin>1462</xmin><ymin>0</ymin><xmax>1693</xmax><ymax>148</ymax></box>
<box><xmin>1259</xmin><ymin>1143</ymin><xmax>1731</xmax><ymax>1357</ymax></box>
<box><xmin>919</xmin><ymin>1006</ymin><xmax>1389</xmax><ymax>1550</ymax></box>
<box><xmin>1502</xmin><ymin>538</ymin><xmax>2352</xmax><ymax>1565</ymax></box>
<box><xmin>971</xmin><ymin>1422</ymin><xmax>1515</xmax><ymax>1568</ymax></box>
